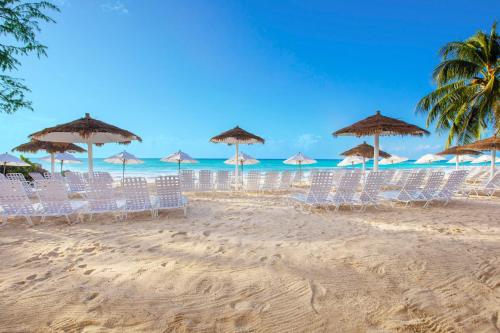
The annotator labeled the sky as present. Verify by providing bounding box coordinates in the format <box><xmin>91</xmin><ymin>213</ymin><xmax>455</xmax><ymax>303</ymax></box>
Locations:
<box><xmin>1</xmin><ymin>0</ymin><xmax>499</xmax><ymax>159</ymax></box>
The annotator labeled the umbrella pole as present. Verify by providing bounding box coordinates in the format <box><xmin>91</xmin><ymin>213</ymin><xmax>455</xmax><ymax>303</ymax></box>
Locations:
<box><xmin>491</xmin><ymin>149</ymin><xmax>496</xmax><ymax>178</ymax></box>
<box><xmin>61</xmin><ymin>160</ymin><xmax>64</xmax><ymax>174</ymax></box>
<box><xmin>456</xmin><ymin>155</ymin><xmax>459</xmax><ymax>170</ymax></box>
<box><xmin>373</xmin><ymin>134</ymin><xmax>380</xmax><ymax>171</ymax></box>
<box><xmin>122</xmin><ymin>160</ymin><xmax>125</xmax><ymax>180</ymax></box>
<box><xmin>178</xmin><ymin>160</ymin><xmax>181</xmax><ymax>173</ymax></box>
<box><xmin>299</xmin><ymin>161</ymin><xmax>302</xmax><ymax>184</ymax></box>
<box><xmin>3</xmin><ymin>162</ymin><xmax>5</xmax><ymax>175</ymax></box>
<box><xmin>362</xmin><ymin>157</ymin><xmax>366</xmax><ymax>173</ymax></box>
<box><xmin>87</xmin><ymin>142</ymin><xmax>94</xmax><ymax>178</ymax></box>
<box><xmin>235</xmin><ymin>143</ymin><xmax>239</xmax><ymax>189</ymax></box>
<box><xmin>51</xmin><ymin>153</ymin><xmax>55</xmax><ymax>174</ymax></box>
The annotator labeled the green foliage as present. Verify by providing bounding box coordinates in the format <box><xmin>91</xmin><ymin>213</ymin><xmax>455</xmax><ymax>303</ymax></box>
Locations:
<box><xmin>2</xmin><ymin>155</ymin><xmax>46</xmax><ymax>179</ymax></box>
<box><xmin>416</xmin><ymin>23</ymin><xmax>500</xmax><ymax>147</ymax></box>
<box><xmin>0</xmin><ymin>0</ymin><xmax>59</xmax><ymax>113</ymax></box>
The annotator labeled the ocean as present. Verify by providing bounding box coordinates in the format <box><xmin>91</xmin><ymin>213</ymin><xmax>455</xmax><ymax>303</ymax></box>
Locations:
<box><xmin>35</xmin><ymin>158</ymin><xmax>489</xmax><ymax>179</ymax></box>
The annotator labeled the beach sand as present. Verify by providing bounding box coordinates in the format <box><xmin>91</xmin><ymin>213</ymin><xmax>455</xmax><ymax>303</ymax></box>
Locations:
<box><xmin>0</xmin><ymin>193</ymin><xmax>499</xmax><ymax>332</ymax></box>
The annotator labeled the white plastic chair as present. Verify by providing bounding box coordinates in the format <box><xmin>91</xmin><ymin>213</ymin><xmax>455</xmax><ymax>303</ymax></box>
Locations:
<box><xmin>0</xmin><ymin>180</ymin><xmax>37</xmax><ymax>226</ymax></box>
<box><xmin>35</xmin><ymin>179</ymin><xmax>84</xmax><ymax>224</ymax></box>
<box><xmin>383</xmin><ymin>169</ymin><xmax>427</xmax><ymax>206</ymax></box>
<box><xmin>466</xmin><ymin>172</ymin><xmax>500</xmax><ymax>197</ymax></box>
<box><xmin>198</xmin><ymin>170</ymin><xmax>214</xmax><ymax>191</ymax></box>
<box><xmin>86</xmin><ymin>171</ymin><xmax>114</xmax><ymax>184</ymax></box>
<box><xmin>245</xmin><ymin>171</ymin><xmax>261</xmax><ymax>191</ymax></box>
<box><xmin>328</xmin><ymin>170</ymin><xmax>362</xmax><ymax>211</ymax></box>
<box><xmin>180</xmin><ymin>170</ymin><xmax>196</xmax><ymax>192</ymax></box>
<box><xmin>66</xmin><ymin>172</ymin><xmax>87</xmax><ymax>196</ymax></box>
<box><xmin>290</xmin><ymin>171</ymin><xmax>334</xmax><ymax>208</ymax></box>
<box><xmin>154</xmin><ymin>175</ymin><xmax>188</xmax><ymax>217</ymax></box>
<box><xmin>122</xmin><ymin>177</ymin><xmax>155</xmax><ymax>219</ymax></box>
<box><xmin>261</xmin><ymin>172</ymin><xmax>280</xmax><ymax>191</ymax></box>
<box><xmin>432</xmin><ymin>170</ymin><xmax>469</xmax><ymax>205</ymax></box>
<box><xmin>29</xmin><ymin>172</ymin><xmax>45</xmax><ymax>181</ymax></box>
<box><xmin>84</xmin><ymin>180</ymin><xmax>124</xmax><ymax>221</ymax></box>
<box><xmin>279</xmin><ymin>171</ymin><xmax>293</xmax><ymax>189</ymax></box>
<box><xmin>355</xmin><ymin>171</ymin><xmax>387</xmax><ymax>211</ymax></box>
<box><xmin>215</xmin><ymin>170</ymin><xmax>231</xmax><ymax>191</ymax></box>
<box><xmin>6</xmin><ymin>173</ymin><xmax>35</xmax><ymax>197</ymax></box>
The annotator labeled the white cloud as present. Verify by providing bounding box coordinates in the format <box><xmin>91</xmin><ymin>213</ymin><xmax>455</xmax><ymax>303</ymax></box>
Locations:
<box><xmin>102</xmin><ymin>1</ymin><xmax>129</xmax><ymax>14</ymax></box>
<box><xmin>295</xmin><ymin>133</ymin><xmax>321</xmax><ymax>149</ymax></box>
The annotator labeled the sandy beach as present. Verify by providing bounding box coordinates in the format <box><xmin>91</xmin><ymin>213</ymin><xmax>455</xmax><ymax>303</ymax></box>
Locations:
<box><xmin>0</xmin><ymin>193</ymin><xmax>499</xmax><ymax>332</ymax></box>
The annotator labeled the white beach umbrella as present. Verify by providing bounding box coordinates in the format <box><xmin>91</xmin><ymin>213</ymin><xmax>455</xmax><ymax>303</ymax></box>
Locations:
<box><xmin>161</xmin><ymin>150</ymin><xmax>198</xmax><ymax>172</ymax></box>
<box><xmin>414</xmin><ymin>154</ymin><xmax>446</xmax><ymax>164</ymax></box>
<box><xmin>0</xmin><ymin>152</ymin><xmax>30</xmax><ymax>174</ymax></box>
<box><xmin>471</xmin><ymin>154</ymin><xmax>500</xmax><ymax>164</ymax></box>
<box><xmin>379</xmin><ymin>155</ymin><xmax>409</xmax><ymax>165</ymax></box>
<box><xmin>284</xmin><ymin>152</ymin><xmax>317</xmax><ymax>182</ymax></box>
<box><xmin>41</xmin><ymin>152</ymin><xmax>82</xmax><ymax>173</ymax></box>
<box><xmin>446</xmin><ymin>155</ymin><xmax>476</xmax><ymax>164</ymax></box>
<box><xmin>29</xmin><ymin>113</ymin><xmax>141</xmax><ymax>177</ymax></box>
<box><xmin>225</xmin><ymin>152</ymin><xmax>259</xmax><ymax>172</ymax></box>
<box><xmin>105</xmin><ymin>151</ymin><xmax>144</xmax><ymax>179</ymax></box>
<box><xmin>337</xmin><ymin>156</ymin><xmax>364</xmax><ymax>167</ymax></box>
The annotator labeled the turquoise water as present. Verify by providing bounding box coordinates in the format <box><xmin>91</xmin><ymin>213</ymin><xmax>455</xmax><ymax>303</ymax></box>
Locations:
<box><xmin>35</xmin><ymin>158</ymin><xmax>488</xmax><ymax>178</ymax></box>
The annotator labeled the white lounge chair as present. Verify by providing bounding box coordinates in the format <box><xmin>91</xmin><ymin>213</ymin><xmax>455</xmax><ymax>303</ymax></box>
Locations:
<box><xmin>35</xmin><ymin>179</ymin><xmax>85</xmax><ymax>224</ymax></box>
<box><xmin>154</xmin><ymin>175</ymin><xmax>188</xmax><ymax>217</ymax></box>
<box><xmin>86</xmin><ymin>171</ymin><xmax>114</xmax><ymax>184</ymax></box>
<box><xmin>355</xmin><ymin>171</ymin><xmax>387</xmax><ymax>211</ymax></box>
<box><xmin>290</xmin><ymin>171</ymin><xmax>335</xmax><ymax>208</ymax></box>
<box><xmin>383</xmin><ymin>169</ymin><xmax>427</xmax><ymax>206</ymax></box>
<box><xmin>0</xmin><ymin>180</ymin><xmax>36</xmax><ymax>226</ymax></box>
<box><xmin>328</xmin><ymin>170</ymin><xmax>362</xmax><ymax>211</ymax></box>
<box><xmin>245</xmin><ymin>171</ymin><xmax>261</xmax><ymax>191</ymax></box>
<box><xmin>6</xmin><ymin>173</ymin><xmax>35</xmax><ymax>197</ymax></box>
<box><xmin>83</xmin><ymin>180</ymin><xmax>124</xmax><ymax>221</ymax></box>
<box><xmin>44</xmin><ymin>172</ymin><xmax>66</xmax><ymax>182</ymax></box>
<box><xmin>122</xmin><ymin>177</ymin><xmax>156</xmax><ymax>219</ymax></box>
<box><xmin>279</xmin><ymin>171</ymin><xmax>293</xmax><ymax>190</ymax></box>
<box><xmin>431</xmin><ymin>170</ymin><xmax>469</xmax><ymax>205</ymax></box>
<box><xmin>66</xmin><ymin>172</ymin><xmax>87</xmax><ymax>197</ymax></box>
<box><xmin>180</xmin><ymin>170</ymin><xmax>196</xmax><ymax>192</ymax></box>
<box><xmin>466</xmin><ymin>172</ymin><xmax>500</xmax><ymax>197</ymax></box>
<box><xmin>412</xmin><ymin>170</ymin><xmax>445</xmax><ymax>208</ymax></box>
<box><xmin>198</xmin><ymin>170</ymin><xmax>214</xmax><ymax>191</ymax></box>
<box><xmin>261</xmin><ymin>172</ymin><xmax>280</xmax><ymax>191</ymax></box>
<box><xmin>292</xmin><ymin>170</ymin><xmax>303</xmax><ymax>185</ymax></box>
<box><xmin>29</xmin><ymin>172</ymin><xmax>45</xmax><ymax>181</ymax></box>
<box><xmin>215</xmin><ymin>170</ymin><xmax>231</xmax><ymax>191</ymax></box>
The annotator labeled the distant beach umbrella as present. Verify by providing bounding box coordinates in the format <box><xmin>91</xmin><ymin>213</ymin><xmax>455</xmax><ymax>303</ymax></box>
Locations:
<box><xmin>471</xmin><ymin>154</ymin><xmax>500</xmax><ymax>164</ymax></box>
<box><xmin>459</xmin><ymin>136</ymin><xmax>500</xmax><ymax>177</ymax></box>
<box><xmin>12</xmin><ymin>140</ymin><xmax>85</xmax><ymax>174</ymax></box>
<box><xmin>340</xmin><ymin>141</ymin><xmax>390</xmax><ymax>172</ymax></box>
<box><xmin>41</xmin><ymin>152</ymin><xmax>82</xmax><ymax>174</ymax></box>
<box><xmin>414</xmin><ymin>153</ymin><xmax>446</xmax><ymax>164</ymax></box>
<box><xmin>161</xmin><ymin>150</ymin><xmax>198</xmax><ymax>172</ymax></box>
<box><xmin>105</xmin><ymin>151</ymin><xmax>144</xmax><ymax>179</ymax></box>
<box><xmin>337</xmin><ymin>156</ymin><xmax>364</xmax><ymax>167</ymax></box>
<box><xmin>210</xmin><ymin>126</ymin><xmax>264</xmax><ymax>186</ymax></box>
<box><xmin>379</xmin><ymin>155</ymin><xmax>409</xmax><ymax>165</ymax></box>
<box><xmin>29</xmin><ymin>113</ymin><xmax>141</xmax><ymax>176</ymax></box>
<box><xmin>333</xmin><ymin>110</ymin><xmax>429</xmax><ymax>171</ymax></box>
<box><xmin>225</xmin><ymin>152</ymin><xmax>259</xmax><ymax>172</ymax></box>
<box><xmin>0</xmin><ymin>152</ymin><xmax>30</xmax><ymax>174</ymax></box>
<box><xmin>284</xmin><ymin>152</ymin><xmax>316</xmax><ymax>183</ymax></box>
<box><xmin>437</xmin><ymin>145</ymin><xmax>481</xmax><ymax>170</ymax></box>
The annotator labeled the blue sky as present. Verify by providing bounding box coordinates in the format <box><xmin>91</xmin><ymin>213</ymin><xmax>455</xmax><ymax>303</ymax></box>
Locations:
<box><xmin>1</xmin><ymin>0</ymin><xmax>498</xmax><ymax>159</ymax></box>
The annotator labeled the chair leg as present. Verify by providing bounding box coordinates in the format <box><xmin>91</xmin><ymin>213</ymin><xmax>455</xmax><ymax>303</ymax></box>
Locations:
<box><xmin>65</xmin><ymin>215</ymin><xmax>71</xmax><ymax>225</ymax></box>
<box><xmin>25</xmin><ymin>216</ymin><xmax>33</xmax><ymax>226</ymax></box>
<box><xmin>1</xmin><ymin>216</ymin><xmax>7</xmax><ymax>227</ymax></box>
<box><xmin>183</xmin><ymin>206</ymin><xmax>187</xmax><ymax>217</ymax></box>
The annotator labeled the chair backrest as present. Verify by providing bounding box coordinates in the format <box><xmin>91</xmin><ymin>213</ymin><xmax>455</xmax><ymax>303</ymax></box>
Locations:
<box><xmin>122</xmin><ymin>177</ymin><xmax>152</xmax><ymax>209</ymax></box>
<box><xmin>86</xmin><ymin>180</ymin><xmax>119</xmax><ymax>212</ymax></box>
<box><xmin>359</xmin><ymin>171</ymin><xmax>386</xmax><ymax>203</ymax></box>
<box><xmin>331</xmin><ymin>170</ymin><xmax>362</xmax><ymax>202</ymax></box>
<box><xmin>155</xmin><ymin>175</ymin><xmax>183</xmax><ymax>208</ymax></box>
<box><xmin>45</xmin><ymin>172</ymin><xmax>66</xmax><ymax>182</ymax></box>
<box><xmin>29</xmin><ymin>172</ymin><xmax>45</xmax><ymax>181</ymax></box>
<box><xmin>88</xmin><ymin>171</ymin><xmax>114</xmax><ymax>184</ymax></box>
<box><xmin>215</xmin><ymin>170</ymin><xmax>231</xmax><ymax>191</ymax></box>
<box><xmin>440</xmin><ymin>170</ymin><xmax>469</xmax><ymax>197</ymax></box>
<box><xmin>382</xmin><ymin>169</ymin><xmax>396</xmax><ymax>185</ymax></box>
<box><xmin>279</xmin><ymin>171</ymin><xmax>293</xmax><ymax>189</ymax></box>
<box><xmin>484</xmin><ymin>172</ymin><xmax>500</xmax><ymax>189</ymax></box>
<box><xmin>0</xmin><ymin>180</ymin><xmax>35</xmax><ymax>215</ymax></box>
<box><xmin>245</xmin><ymin>171</ymin><xmax>261</xmax><ymax>191</ymax></box>
<box><xmin>6</xmin><ymin>173</ymin><xmax>27</xmax><ymax>182</ymax></box>
<box><xmin>394</xmin><ymin>170</ymin><xmax>410</xmax><ymax>187</ymax></box>
<box><xmin>421</xmin><ymin>171</ymin><xmax>445</xmax><ymax>197</ymax></box>
<box><xmin>305</xmin><ymin>171</ymin><xmax>334</xmax><ymax>203</ymax></box>
<box><xmin>35</xmin><ymin>179</ymin><xmax>68</xmax><ymax>202</ymax></box>
<box><xmin>402</xmin><ymin>170</ymin><xmax>425</xmax><ymax>193</ymax></box>
<box><xmin>262</xmin><ymin>172</ymin><xmax>280</xmax><ymax>190</ymax></box>
<box><xmin>66</xmin><ymin>172</ymin><xmax>87</xmax><ymax>193</ymax></box>
<box><xmin>198</xmin><ymin>170</ymin><xmax>213</xmax><ymax>191</ymax></box>
<box><xmin>180</xmin><ymin>170</ymin><xmax>196</xmax><ymax>191</ymax></box>
<box><xmin>293</xmin><ymin>170</ymin><xmax>303</xmax><ymax>184</ymax></box>
<box><xmin>0</xmin><ymin>173</ymin><xmax>5</xmax><ymax>180</ymax></box>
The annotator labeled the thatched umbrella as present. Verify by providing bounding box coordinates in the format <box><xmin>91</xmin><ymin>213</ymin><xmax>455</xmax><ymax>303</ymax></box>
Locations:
<box><xmin>437</xmin><ymin>146</ymin><xmax>480</xmax><ymax>170</ymax></box>
<box><xmin>210</xmin><ymin>126</ymin><xmax>264</xmax><ymax>185</ymax></box>
<box><xmin>341</xmin><ymin>141</ymin><xmax>390</xmax><ymax>172</ymax></box>
<box><xmin>459</xmin><ymin>136</ymin><xmax>500</xmax><ymax>177</ymax></box>
<box><xmin>29</xmin><ymin>113</ymin><xmax>141</xmax><ymax>175</ymax></box>
<box><xmin>333</xmin><ymin>111</ymin><xmax>429</xmax><ymax>171</ymax></box>
<box><xmin>12</xmin><ymin>140</ymin><xmax>86</xmax><ymax>174</ymax></box>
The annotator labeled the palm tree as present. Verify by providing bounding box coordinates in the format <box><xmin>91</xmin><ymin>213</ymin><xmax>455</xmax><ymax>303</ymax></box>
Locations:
<box><xmin>416</xmin><ymin>23</ymin><xmax>500</xmax><ymax>147</ymax></box>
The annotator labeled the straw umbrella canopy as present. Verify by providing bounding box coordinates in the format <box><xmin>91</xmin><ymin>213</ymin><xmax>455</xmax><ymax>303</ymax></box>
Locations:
<box><xmin>379</xmin><ymin>155</ymin><xmax>409</xmax><ymax>165</ymax></box>
<box><xmin>333</xmin><ymin>111</ymin><xmax>429</xmax><ymax>171</ymax></box>
<box><xmin>12</xmin><ymin>141</ymin><xmax>85</xmax><ymax>174</ymax></box>
<box><xmin>210</xmin><ymin>126</ymin><xmax>264</xmax><ymax>184</ymax></box>
<box><xmin>161</xmin><ymin>150</ymin><xmax>198</xmax><ymax>172</ymax></box>
<box><xmin>437</xmin><ymin>146</ymin><xmax>481</xmax><ymax>170</ymax></box>
<box><xmin>0</xmin><ymin>152</ymin><xmax>30</xmax><ymax>174</ymax></box>
<box><xmin>41</xmin><ymin>152</ymin><xmax>82</xmax><ymax>174</ymax></box>
<box><xmin>224</xmin><ymin>152</ymin><xmax>259</xmax><ymax>172</ymax></box>
<box><xmin>337</xmin><ymin>156</ymin><xmax>364</xmax><ymax>167</ymax></box>
<box><xmin>105</xmin><ymin>151</ymin><xmax>144</xmax><ymax>179</ymax></box>
<box><xmin>340</xmin><ymin>141</ymin><xmax>390</xmax><ymax>172</ymax></box>
<box><xmin>414</xmin><ymin>153</ymin><xmax>446</xmax><ymax>164</ymax></box>
<box><xmin>459</xmin><ymin>136</ymin><xmax>500</xmax><ymax>177</ymax></box>
<box><xmin>29</xmin><ymin>113</ymin><xmax>141</xmax><ymax>176</ymax></box>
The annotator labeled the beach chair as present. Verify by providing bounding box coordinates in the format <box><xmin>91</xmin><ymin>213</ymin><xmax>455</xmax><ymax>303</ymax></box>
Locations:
<box><xmin>261</xmin><ymin>172</ymin><xmax>280</xmax><ymax>191</ymax></box>
<box><xmin>215</xmin><ymin>170</ymin><xmax>231</xmax><ymax>191</ymax></box>
<box><xmin>180</xmin><ymin>170</ymin><xmax>196</xmax><ymax>192</ymax></box>
<box><xmin>35</xmin><ymin>179</ymin><xmax>85</xmax><ymax>224</ymax></box>
<box><xmin>245</xmin><ymin>171</ymin><xmax>261</xmax><ymax>191</ymax></box>
<box><xmin>29</xmin><ymin>172</ymin><xmax>45</xmax><ymax>181</ymax></box>
<box><xmin>431</xmin><ymin>170</ymin><xmax>469</xmax><ymax>205</ymax></box>
<box><xmin>382</xmin><ymin>170</ymin><xmax>426</xmax><ymax>206</ymax></box>
<box><xmin>44</xmin><ymin>172</ymin><xmax>66</xmax><ymax>182</ymax></box>
<box><xmin>292</xmin><ymin>170</ymin><xmax>303</xmax><ymax>185</ymax></box>
<box><xmin>154</xmin><ymin>175</ymin><xmax>188</xmax><ymax>217</ymax></box>
<box><xmin>327</xmin><ymin>170</ymin><xmax>363</xmax><ymax>211</ymax></box>
<box><xmin>122</xmin><ymin>177</ymin><xmax>156</xmax><ymax>219</ymax></box>
<box><xmin>83</xmin><ymin>180</ymin><xmax>124</xmax><ymax>221</ymax></box>
<box><xmin>465</xmin><ymin>172</ymin><xmax>500</xmax><ymax>197</ymax></box>
<box><xmin>6</xmin><ymin>173</ymin><xmax>35</xmax><ymax>197</ymax></box>
<box><xmin>86</xmin><ymin>171</ymin><xmax>114</xmax><ymax>184</ymax></box>
<box><xmin>355</xmin><ymin>171</ymin><xmax>387</xmax><ymax>211</ymax></box>
<box><xmin>66</xmin><ymin>171</ymin><xmax>87</xmax><ymax>197</ymax></box>
<box><xmin>412</xmin><ymin>170</ymin><xmax>445</xmax><ymax>208</ymax></box>
<box><xmin>0</xmin><ymin>173</ymin><xmax>5</xmax><ymax>180</ymax></box>
<box><xmin>279</xmin><ymin>171</ymin><xmax>293</xmax><ymax>190</ymax></box>
<box><xmin>290</xmin><ymin>171</ymin><xmax>335</xmax><ymax>208</ymax></box>
<box><xmin>0</xmin><ymin>180</ymin><xmax>37</xmax><ymax>226</ymax></box>
<box><xmin>197</xmin><ymin>170</ymin><xmax>214</xmax><ymax>191</ymax></box>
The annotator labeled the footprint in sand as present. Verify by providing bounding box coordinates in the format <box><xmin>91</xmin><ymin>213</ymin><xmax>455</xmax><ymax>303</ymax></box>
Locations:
<box><xmin>86</xmin><ymin>292</ymin><xmax>99</xmax><ymax>301</ymax></box>
<box><xmin>172</xmin><ymin>231</ymin><xmax>187</xmax><ymax>238</ymax></box>
<box><xmin>260</xmin><ymin>256</ymin><xmax>268</xmax><ymax>262</ymax></box>
<box><xmin>82</xmin><ymin>247</ymin><xmax>96</xmax><ymax>253</ymax></box>
<box><xmin>78</xmin><ymin>264</ymin><xmax>87</xmax><ymax>269</ymax></box>
<box><xmin>203</xmin><ymin>231</ymin><xmax>211</xmax><ymax>237</ymax></box>
<box><xmin>84</xmin><ymin>269</ymin><xmax>95</xmax><ymax>275</ymax></box>
<box><xmin>26</xmin><ymin>274</ymin><xmax>37</xmax><ymax>280</ymax></box>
